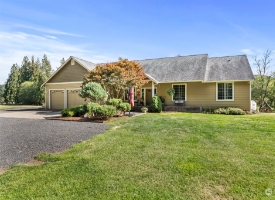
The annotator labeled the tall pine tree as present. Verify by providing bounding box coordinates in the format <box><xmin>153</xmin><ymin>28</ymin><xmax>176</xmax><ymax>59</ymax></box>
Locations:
<box><xmin>19</xmin><ymin>56</ymin><xmax>31</xmax><ymax>84</ymax></box>
<box><xmin>4</xmin><ymin>64</ymin><xmax>20</xmax><ymax>103</ymax></box>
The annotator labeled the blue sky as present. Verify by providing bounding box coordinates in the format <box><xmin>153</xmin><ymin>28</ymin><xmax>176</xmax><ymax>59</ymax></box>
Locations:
<box><xmin>0</xmin><ymin>0</ymin><xmax>274</xmax><ymax>84</ymax></box>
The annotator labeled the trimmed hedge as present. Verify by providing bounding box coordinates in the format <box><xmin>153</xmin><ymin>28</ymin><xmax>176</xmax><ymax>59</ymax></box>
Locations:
<box><xmin>93</xmin><ymin>105</ymin><xmax>116</xmax><ymax>119</ymax></box>
<box><xmin>203</xmin><ymin>107</ymin><xmax>246</xmax><ymax>115</ymax></box>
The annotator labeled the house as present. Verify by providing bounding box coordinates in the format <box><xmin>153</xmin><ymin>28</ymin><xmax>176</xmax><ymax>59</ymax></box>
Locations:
<box><xmin>42</xmin><ymin>54</ymin><xmax>254</xmax><ymax>111</ymax></box>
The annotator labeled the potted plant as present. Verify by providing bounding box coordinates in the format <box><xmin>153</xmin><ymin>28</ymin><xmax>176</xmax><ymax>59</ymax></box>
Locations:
<box><xmin>167</xmin><ymin>88</ymin><xmax>175</xmax><ymax>96</ymax></box>
<box><xmin>141</xmin><ymin>107</ymin><xmax>148</xmax><ymax>113</ymax></box>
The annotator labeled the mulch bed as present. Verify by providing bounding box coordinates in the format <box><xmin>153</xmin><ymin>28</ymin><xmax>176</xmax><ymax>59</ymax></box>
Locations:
<box><xmin>47</xmin><ymin>115</ymin><xmax>130</xmax><ymax>123</ymax></box>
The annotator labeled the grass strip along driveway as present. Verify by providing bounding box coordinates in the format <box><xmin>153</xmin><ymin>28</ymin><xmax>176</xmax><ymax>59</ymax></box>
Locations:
<box><xmin>0</xmin><ymin>113</ymin><xmax>274</xmax><ymax>199</ymax></box>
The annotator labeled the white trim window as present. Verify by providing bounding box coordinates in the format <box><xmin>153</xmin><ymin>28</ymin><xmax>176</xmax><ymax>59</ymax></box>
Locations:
<box><xmin>172</xmin><ymin>84</ymin><xmax>186</xmax><ymax>101</ymax></box>
<box><xmin>217</xmin><ymin>82</ymin><xmax>234</xmax><ymax>101</ymax></box>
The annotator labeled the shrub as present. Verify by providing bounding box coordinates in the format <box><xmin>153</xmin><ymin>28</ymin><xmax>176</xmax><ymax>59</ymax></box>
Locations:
<box><xmin>107</xmin><ymin>98</ymin><xmax>123</xmax><ymax>108</ymax></box>
<box><xmin>86</xmin><ymin>102</ymin><xmax>100</xmax><ymax>114</ymax></box>
<box><xmin>61</xmin><ymin>108</ymin><xmax>75</xmax><ymax>117</ymax></box>
<box><xmin>202</xmin><ymin>107</ymin><xmax>216</xmax><ymax>114</ymax></box>
<box><xmin>94</xmin><ymin>105</ymin><xmax>116</xmax><ymax>119</ymax></box>
<box><xmin>150</xmin><ymin>95</ymin><xmax>162</xmax><ymax>113</ymax></box>
<box><xmin>214</xmin><ymin>107</ymin><xmax>228</xmax><ymax>114</ymax></box>
<box><xmin>79</xmin><ymin>82</ymin><xmax>107</xmax><ymax>102</ymax></box>
<box><xmin>203</xmin><ymin>107</ymin><xmax>246</xmax><ymax>115</ymax></box>
<box><xmin>73</xmin><ymin>105</ymin><xmax>86</xmax><ymax>117</ymax></box>
<box><xmin>226</xmin><ymin>107</ymin><xmax>246</xmax><ymax>115</ymax></box>
<box><xmin>118</xmin><ymin>102</ymin><xmax>131</xmax><ymax>113</ymax></box>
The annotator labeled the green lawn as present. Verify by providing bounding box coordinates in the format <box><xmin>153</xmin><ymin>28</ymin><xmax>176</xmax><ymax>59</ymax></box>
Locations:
<box><xmin>0</xmin><ymin>105</ymin><xmax>42</xmax><ymax>110</ymax></box>
<box><xmin>0</xmin><ymin>113</ymin><xmax>274</xmax><ymax>199</ymax></box>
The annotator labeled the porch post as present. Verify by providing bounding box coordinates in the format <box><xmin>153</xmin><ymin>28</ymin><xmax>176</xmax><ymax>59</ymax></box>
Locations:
<box><xmin>152</xmin><ymin>81</ymin><xmax>155</xmax><ymax>97</ymax></box>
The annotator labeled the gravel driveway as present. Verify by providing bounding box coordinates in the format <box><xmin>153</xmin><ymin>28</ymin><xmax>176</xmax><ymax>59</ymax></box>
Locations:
<box><xmin>0</xmin><ymin>118</ymin><xmax>108</xmax><ymax>169</ymax></box>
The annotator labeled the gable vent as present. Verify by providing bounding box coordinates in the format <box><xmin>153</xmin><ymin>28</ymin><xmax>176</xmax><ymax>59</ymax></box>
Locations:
<box><xmin>71</xmin><ymin>59</ymin><xmax>75</xmax><ymax>65</ymax></box>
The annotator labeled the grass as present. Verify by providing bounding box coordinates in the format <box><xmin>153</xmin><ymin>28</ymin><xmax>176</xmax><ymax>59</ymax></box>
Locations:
<box><xmin>0</xmin><ymin>113</ymin><xmax>274</xmax><ymax>199</ymax></box>
<box><xmin>0</xmin><ymin>105</ymin><xmax>42</xmax><ymax>110</ymax></box>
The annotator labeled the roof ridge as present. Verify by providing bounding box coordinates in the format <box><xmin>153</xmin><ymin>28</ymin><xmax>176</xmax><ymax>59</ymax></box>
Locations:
<box><xmin>209</xmin><ymin>55</ymin><xmax>247</xmax><ymax>59</ymax></box>
<box><xmin>135</xmin><ymin>54</ymin><xmax>208</xmax><ymax>61</ymax></box>
<box><xmin>72</xmin><ymin>56</ymin><xmax>96</xmax><ymax>64</ymax></box>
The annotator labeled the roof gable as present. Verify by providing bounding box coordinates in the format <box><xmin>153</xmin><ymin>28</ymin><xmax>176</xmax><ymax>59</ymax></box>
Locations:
<box><xmin>42</xmin><ymin>56</ymin><xmax>96</xmax><ymax>86</ymax></box>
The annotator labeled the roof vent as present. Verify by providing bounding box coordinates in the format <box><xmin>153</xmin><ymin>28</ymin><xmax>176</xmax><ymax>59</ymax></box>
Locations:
<box><xmin>71</xmin><ymin>59</ymin><xmax>75</xmax><ymax>65</ymax></box>
<box><xmin>228</xmin><ymin>59</ymin><xmax>231</xmax><ymax>62</ymax></box>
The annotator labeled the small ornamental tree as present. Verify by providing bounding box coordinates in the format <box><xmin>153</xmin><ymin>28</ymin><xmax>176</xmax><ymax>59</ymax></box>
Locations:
<box><xmin>83</xmin><ymin>58</ymin><xmax>148</xmax><ymax>99</ymax></box>
<box><xmin>79</xmin><ymin>82</ymin><xmax>107</xmax><ymax>103</ymax></box>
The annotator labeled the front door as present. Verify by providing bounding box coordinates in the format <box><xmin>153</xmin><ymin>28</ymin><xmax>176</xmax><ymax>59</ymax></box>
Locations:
<box><xmin>146</xmin><ymin>89</ymin><xmax>152</xmax><ymax>105</ymax></box>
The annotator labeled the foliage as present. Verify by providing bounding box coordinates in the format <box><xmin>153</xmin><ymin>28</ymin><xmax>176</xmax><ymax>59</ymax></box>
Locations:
<box><xmin>4</xmin><ymin>64</ymin><xmax>20</xmax><ymax>103</ymax></box>
<box><xmin>0</xmin><ymin>84</ymin><xmax>4</xmax><ymax>103</ymax></box>
<box><xmin>4</xmin><ymin>55</ymin><xmax>52</xmax><ymax>105</ymax></box>
<box><xmin>150</xmin><ymin>95</ymin><xmax>162</xmax><ymax>113</ymax></box>
<box><xmin>117</xmin><ymin>102</ymin><xmax>131</xmax><ymax>113</ymax></box>
<box><xmin>202</xmin><ymin>107</ymin><xmax>216</xmax><ymax>114</ymax></box>
<box><xmin>73</xmin><ymin>105</ymin><xmax>86</xmax><ymax>116</ymax></box>
<box><xmin>79</xmin><ymin>82</ymin><xmax>107</xmax><ymax>102</ymax></box>
<box><xmin>203</xmin><ymin>107</ymin><xmax>246</xmax><ymax>115</ymax></box>
<box><xmin>107</xmin><ymin>98</ymin><xmax>122</xmax><ymax>108</ymax></box>
<box><xmin>1</xmin><ymin>113</ymin><xmax>274</xmax><ymax>199</ymax></box>
<box><xmin>93</xmin><ymin>105</ymin><xmax>116</xmax><ymax>119</ymax></box>
<box><xmin>61</xmin><ymin>108</ymin><xmax>75</xmax><ymax>117</ymax></box>
<box><xmin>251</xmin><ymin>50</ymin><xmax>275</xmax><ymax>109</ymax></box>
<box><xmin>86</xmin><ymin>102</ymin><xmax>100</xmax><ymax>114</ymax></box>
<box><xmin>141</xmin><ymin>107</ymin><xmax>148</xmax><ymax>113</ymax></box>
<box><xmin>84</xmin><ymin>58</ymin><xmax>148</xmax><ymax>99</ymax></box>
<box><xmin>60</xmin><ymin>58</ymin><xmax>66</xmax><ymax>66</ymax></box>
<box><xmin>18</xmin><ymin>81</ymin><xmax>37</xmax><ymax>104</ymax></box>
<box><xmin>167</xmin><ymin>88</ymin><xmax>175</xmax><ymax>96</ymax></box>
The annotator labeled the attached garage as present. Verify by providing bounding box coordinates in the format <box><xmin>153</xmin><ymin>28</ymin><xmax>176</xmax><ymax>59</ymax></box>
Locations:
<box><xmin>42</xmin><ymin>56</ymin><xmax>96</xmax><ymax>110</ymax></box>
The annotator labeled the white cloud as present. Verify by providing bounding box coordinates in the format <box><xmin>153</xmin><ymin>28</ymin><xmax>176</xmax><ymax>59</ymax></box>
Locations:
<box><xmin>240</xmin><ymin>49</ymin><xmax>254</xmax><ymax>55</ymax></box>
<box><xmin>45</xmin><ymin>35</ymin><xmax>57</xmax><ymax>39</ymax></box>
<box><xmin>15</xmin><ymin>24</ymin><xmax>83</xmax><ymax>37</ymax></box>
<box><xmin>0</xmin><ymin>31</ymin><xmax>116</xmax><ymax>84</ymax></box>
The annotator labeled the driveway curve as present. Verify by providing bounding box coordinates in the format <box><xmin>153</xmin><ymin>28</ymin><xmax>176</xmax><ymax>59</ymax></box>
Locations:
<box><xmin>0</xmin><ymin>118</ymin><xmax>108</xmax><ymax>169</ymax></box>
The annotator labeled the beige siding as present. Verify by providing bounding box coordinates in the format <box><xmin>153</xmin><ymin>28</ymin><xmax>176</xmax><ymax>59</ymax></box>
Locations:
<box><xmin>142</xmin><ymin>81</ymin><xmax>250</xmax><ymax>111</ymax></box>
<box><xmin>48</xmin><ymin>62</ymin><xmax>88</xmax><ymax>83</ymax></box>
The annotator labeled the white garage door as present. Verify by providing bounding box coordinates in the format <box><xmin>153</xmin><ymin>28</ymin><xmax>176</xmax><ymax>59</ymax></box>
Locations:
<box><xmin>67</xmin><ymin>89</ymin><xmax>86</xmax><ymax>108</ymax></box>
<box><xmin>50</xmin><ymin>90</ymin><xmax>64</xmax><ymax>110</ymax></box>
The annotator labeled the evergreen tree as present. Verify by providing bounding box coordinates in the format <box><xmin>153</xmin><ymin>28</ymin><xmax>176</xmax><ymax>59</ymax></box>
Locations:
<box><xmin>19</xmin><ymin>56</ymin><xmax>31</xmax><ymax>83</ymax></box>
<box><xmin>41</xmin><ymin>54</ymin><xmax>52</xmax><ymax>78</ymax></box>
<box><xmin>0</xmin><ymin>84</ymin><xmax>4</xmax><ymax>103</ymax></box>
<box><xmin>4</xmin><ymin>64</ymin><xmax>20</xmax><ymax>103</ymax></box>
<box><xmin>60</xmin><ymin>57</ymin><xmax>66</xmax><ymax>66</ymax></box>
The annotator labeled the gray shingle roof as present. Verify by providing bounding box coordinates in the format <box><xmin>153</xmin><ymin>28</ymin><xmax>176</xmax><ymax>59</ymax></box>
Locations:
<box><xmin>204</xmin><ymin>55</ymin><xmax>254</xmax><ymax>81</ymax></box>
<box><xmin>137</xmin><ymin>54</ymin><xmax>208</xmax><ymax>83</ymax></box>
<box><xmin>135</xmin><ymin>54</ymin><xmax>253</xmax><ymax>83</ymax></box>
<box><xmin>73</xmin><ymin>57</ymin><xmax>96</xmax><ymax>70</ymax></box>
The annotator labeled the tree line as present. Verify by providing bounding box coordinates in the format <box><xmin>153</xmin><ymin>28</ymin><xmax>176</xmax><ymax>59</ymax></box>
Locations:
<box><xmin>251</xmin><ymin>50</ymin><xmax>275</xmax><ymax>111</ymax></box>
<box><xmin>2</xmin><ymin>55</ymin><xmax>53</xmax><ymax>105</ymax></box>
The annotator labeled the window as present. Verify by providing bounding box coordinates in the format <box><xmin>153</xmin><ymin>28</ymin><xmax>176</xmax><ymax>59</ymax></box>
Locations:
<box><xmin>217</xmin><ymin>83</ymin><xmax>233</xmax><ymax>100</ymax></box>
<box><xmin>124</xmin><ymin>88</ymin><xmax>136</xmax><ymax>101</ymax></box>
<box><xmin>172</xmin><ymin>84</ymin><xmax>186</xmax><ymax>100</ymax></box>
